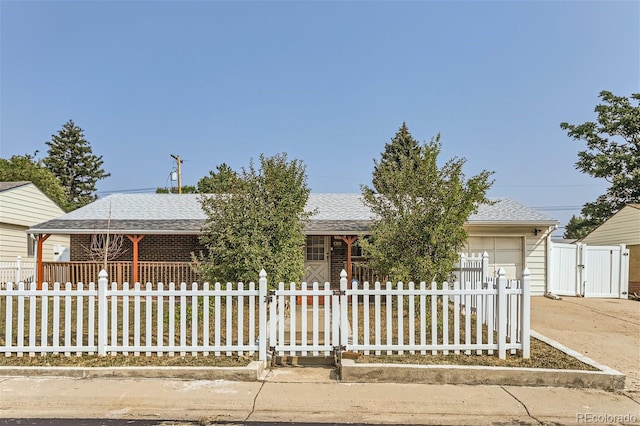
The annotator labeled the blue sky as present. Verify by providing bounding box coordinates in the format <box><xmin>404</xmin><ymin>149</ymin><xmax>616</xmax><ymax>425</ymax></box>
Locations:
<box><xmin>1</xmin><ymin>1</ymin><xmax>638</xmax><ymax>232</ymax></box>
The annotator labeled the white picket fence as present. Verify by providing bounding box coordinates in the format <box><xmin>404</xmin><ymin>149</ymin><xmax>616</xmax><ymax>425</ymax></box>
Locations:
<box><xmin>1</xmin><ymin>268</ymin><xmax>530</xmax><ymax>360</ymax></box>
<box><xmin>0</xmin><ymin>256</ymin><xmax>36</xmax><ymax>287</ymax></box>
<box><xmin>269</xmin><ymin>268</ymin><xmax>530</xmax><ymax>360</ymax></box>
<box><xmin>454</xmin><ymin>252</ymin><xmax>489</xmax><ymax>287</ymax></box>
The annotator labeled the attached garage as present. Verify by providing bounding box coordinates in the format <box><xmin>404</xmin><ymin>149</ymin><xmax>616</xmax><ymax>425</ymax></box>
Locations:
<box><xmin>466</xmin><ymin>236</ymin><xmax>524</xmax><ymax>279</ymax></box>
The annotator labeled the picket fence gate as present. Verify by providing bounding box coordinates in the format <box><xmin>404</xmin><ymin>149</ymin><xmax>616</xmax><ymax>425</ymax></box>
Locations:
<box><xmin>1</xmin><ymin>268</ymin><xmax>530</xmax><ymax>361</ymax></box>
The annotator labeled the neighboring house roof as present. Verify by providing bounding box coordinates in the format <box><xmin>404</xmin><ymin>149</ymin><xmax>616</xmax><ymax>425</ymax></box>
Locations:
<box><xmin>28</xmin><ymin>193</ymin><xmax>558</xmax><ymax>235</ymax></box>
<box><xmin>0</xmin><ymin>181</ymin><xmax>31</xmax><ymax>192</ymax></box>
<box><xmin>581</xmin><ymin>204</ymin><xmax>640</xmax><ymax>246</ymax></box>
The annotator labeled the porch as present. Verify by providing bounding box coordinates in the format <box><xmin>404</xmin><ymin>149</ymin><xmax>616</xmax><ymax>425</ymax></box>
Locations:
<box><xmin>38</xmin><ymin>260</ymin><xmax>374</xmax><ymax>286</ymax></box>
<box><xmin>26</xmin><ymin>252</ymin><xmax>487</xmax><ymax>287</ymax></box>
<box><xmin>40</xmin><ymin>261</ymin><xmax>200</xmax><ymax>285</ymax></box>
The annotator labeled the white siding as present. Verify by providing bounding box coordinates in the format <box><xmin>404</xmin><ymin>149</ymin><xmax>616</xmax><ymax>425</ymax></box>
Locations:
<box><xmin>0</xmin><ymin>183</ymin><xmax>69</xmax><ymax>262</ymax></box>
<box><xmin>524</xmin><ymin>233</ymin><xmax>547</xmax><ymax>296</ymax></box>
<box><xmin>0</xmin><ymin>224</ymin><xmax>29</xmax><ymax>260</ymax></box>
<box><xmin>0</xmin><ymin>183</ymin><xmax>65</xmax><ymax>227</ymax></box>
<box><xmin>582</xmin><ymin>206</ymin><xmax>640</xmax><ymax>246</ymax></box>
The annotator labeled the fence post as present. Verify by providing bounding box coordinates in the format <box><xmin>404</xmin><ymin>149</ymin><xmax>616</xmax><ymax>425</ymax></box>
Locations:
<box><xmin>577</xmin><ymin>242</ymin><xmax>586</xmax><ymax>296</ymax></box>
<box><xmin>481</xmin><ymin>251</ymin><xmax>489</xmax><ymax>284</ymax></box>
<box><xmin>258</xmin><ymin>269</ymin><xmax>267</xmax><ymax>362</ymax></box>
<box><xmin>619</xmin><ymin>244</ymin><xmax>629</xmax><ymax>299</ymax></box>
<box><xmin>16</xmin><ymin>256</ymin><xmax>22</xmax><ymax>283</ymax></box>
<box><xmin>497</xmin><ymin>268</ymin><xmax>507</xmax><ymax>359</ymax></box>
<box><xmin>340</xmin><ymin>270</ymin><xmax>348</xmax><ymax>348</ymax></box>
<box><xmin>97</xmin><ymin>269</ymin><xmax>108</xmax><ymax>356</ymax></box>
<box><xmin>521</xmin><ymin>268</ymin><xmax>531</xmax><ymax>358</ymax></box>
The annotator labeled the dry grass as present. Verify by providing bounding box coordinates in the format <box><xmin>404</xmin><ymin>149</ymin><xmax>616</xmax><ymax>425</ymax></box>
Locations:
<box><xmin>355</xmin><ymin>337</ymin><xmax>597</xmax><ymax>370</ymax></box>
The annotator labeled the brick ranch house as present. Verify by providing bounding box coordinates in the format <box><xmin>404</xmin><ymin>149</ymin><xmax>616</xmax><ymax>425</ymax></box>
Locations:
<box><xmin>27</xmin><ymin>193</ymin><xmax>559</xmax><ymax>295</ymax></box>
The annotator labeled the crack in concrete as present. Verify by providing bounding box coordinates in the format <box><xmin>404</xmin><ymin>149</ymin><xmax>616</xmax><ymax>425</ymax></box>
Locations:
<box><xmin>617</xmin><ymin>389</ymin><xmax>640</xmax><ymax>405</ymax></box>
<box><xmin>244</xmin><ymin>368</ymin><xmax>271</xmax><ymax>422</ymax></box>
<box><xmin>500</xmin><ymin>386</ymin><xmax>544</xmax><ymax>425</ymax></box>
<box><xmin>563</xmin><ymin>299</ymin><xmax>640</xmax><ymax>326</ymax></box>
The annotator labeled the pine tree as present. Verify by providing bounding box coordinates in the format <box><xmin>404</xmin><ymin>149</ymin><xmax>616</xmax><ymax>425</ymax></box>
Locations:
<box><xmin>197</xmin><ymin>163</ymin><xmax>241</xmax><ymax>193</ymax></box>
<box><xmin>43</xmin><ymin>120</ymin><xmax>110</xmax><ymax>210</ymax></box>
<box><xmin>372</xmin><ymin>122</ymin><xmax>421</xmax><ymax>194</ymax></box>
<box><xmin>361</xmin><ymin>124</ymin><xmax>494</xmax><ymax>283</ymax></box>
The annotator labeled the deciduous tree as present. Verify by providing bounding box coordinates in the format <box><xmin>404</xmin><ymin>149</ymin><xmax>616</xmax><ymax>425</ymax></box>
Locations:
<box><xmin>196</xmin><ymin>153</ymin><xmax>311</xmax><ymax>284</ymax></box>
<box><xmin>0</xmin><ymin>153</ymin><xmax>70</xmax><ymax>211</ymax></box>
<box><xmin>361</xmin><ymin>124</ymin><xmax>493</xmax><ymax>283</ymax></box>
<box><xmin>561</xmin><ymin>91</ymin><xmax>640</xmax><ymax>239</ymax></box>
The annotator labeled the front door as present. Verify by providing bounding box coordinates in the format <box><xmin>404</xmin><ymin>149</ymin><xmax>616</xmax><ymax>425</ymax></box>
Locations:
<box><xmin>303</xmin><ymin>236</ymin><xmax>330</xmax><ymax>284</ymax></box>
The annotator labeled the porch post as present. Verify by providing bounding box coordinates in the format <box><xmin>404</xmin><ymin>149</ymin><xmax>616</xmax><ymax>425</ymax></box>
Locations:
<box><xmin>126</xmin><ymin>235</ymin><xmax>145</xmax><ymax>284</ymax></box>
<box><xmin>340</xmin><ymin>236</ymin><xmax>358</xmax><ymax>284</ymax></box>
<box><xmin>36</xmin><ymin>234</ymin><xmax>51</xmax><ymax>290</ymax></box>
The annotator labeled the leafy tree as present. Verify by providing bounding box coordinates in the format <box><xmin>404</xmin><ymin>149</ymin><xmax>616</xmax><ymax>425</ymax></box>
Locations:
<box><xmin>561</xmin><ymin>91</ymin><xmax>640</xmax><ymax>239</ymax></box>
<box><xmin>0</xmin><ymin>153</ymin><xmax>70</xmax><ymax>211</ymax></box>
<box><xmin>155</xmin><ymin>185</ymin><xmax>197</xmax><ymax>194</ymax></box>
<box><xmin>361</xmin><ymin>124</ymin><xmax>494</xmax><ymax>283</ymax></box>
<box><xmin>42</xmin><ymin>120</ymin><xmax>110</xmax><ymax>210</ymax></box>
<box><xmin>196</xmin><ymin>153</ymin><xmax>311</xmax><ymax>284</ymax></box>
<box><xmin>197</xmin><ymin>163</ymin><xmax>241</xmax><ymax>193</ymax></box>
<box><xmin>563</xmin><ymin>215</ymin><xmax>593</xmax><ymax>240</ymax></box>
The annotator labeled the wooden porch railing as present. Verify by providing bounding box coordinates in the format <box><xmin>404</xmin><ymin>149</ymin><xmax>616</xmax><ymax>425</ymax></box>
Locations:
<box><xmin>347</xmin><ymin>260</ymin><xmax>389</xmax><ymax>284</ymax></box>
<box><xmin>42</xmin><ymin>261</ymin><xmax>200</xmax><ymax>285</ymax></box>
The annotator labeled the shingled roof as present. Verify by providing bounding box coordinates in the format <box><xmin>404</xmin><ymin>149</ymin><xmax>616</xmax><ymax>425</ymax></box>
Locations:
<box><xmin>28</xmin><ymin>193</ymin><xmax>558</xmax><ymax>235</ymax></box>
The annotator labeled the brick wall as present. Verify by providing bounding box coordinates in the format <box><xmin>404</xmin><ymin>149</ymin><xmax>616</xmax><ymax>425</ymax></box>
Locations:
<box><xmin>70</xmin><ymin>234</ymin><xmax>204</xmax><ymax>262</ymax></box>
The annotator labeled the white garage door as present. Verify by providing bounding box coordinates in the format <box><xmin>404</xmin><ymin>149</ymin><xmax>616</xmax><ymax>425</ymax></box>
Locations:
<box><xmin>467</xmin><ymin>237</ymin><xmax>523</xmax><ymax>279</ymax></box>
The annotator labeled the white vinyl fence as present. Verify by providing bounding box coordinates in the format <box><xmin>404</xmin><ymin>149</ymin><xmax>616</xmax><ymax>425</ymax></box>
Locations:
<box><xmin>0</xmin><ymin>257</ymin><xmax>36</xmax><ymax>287</ymax></box>
<box><xmin>1</xmin><ymin>268</ymin><xmax>531</xmax><ymax>360</ymax></box>
<box><xmin>549</xmin><ymin>242</ymin><xmax>629</xmax><ymax>298</ymax></box>
<box><xmin>454</xmin><ymin>252</ymin><xmax>489</xmax><ymax>287</ymax></box>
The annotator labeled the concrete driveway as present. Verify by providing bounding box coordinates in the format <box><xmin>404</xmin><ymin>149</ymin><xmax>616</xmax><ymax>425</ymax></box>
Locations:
<box><xmin>531</xmin><ymin>296</ymin><xmax>640</xmax><ymax>393</ymax></box>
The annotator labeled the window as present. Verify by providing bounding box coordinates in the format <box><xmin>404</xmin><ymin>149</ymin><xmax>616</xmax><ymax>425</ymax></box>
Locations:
<box><xmin>306</xmin><ymin>236</ymin><xmax>325</xmax><ymax>261</ymax></box>
<box><xmin>27</xmin><ymin>235</ymin><xmax>36</xmax><ymax>257</ymax></box>
<box><xmin>90</xmin><ymin>234</ymin><xmax>106</xmax><ymax>251</ymax></box>
<box><xmin>351</xmin><ymin>240</ymin><xmax>365</xmax><ymax>257</ymax></box>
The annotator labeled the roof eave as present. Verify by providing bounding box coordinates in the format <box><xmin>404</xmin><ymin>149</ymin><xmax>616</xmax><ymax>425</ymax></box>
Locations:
<box><xmin>27</xmin><ymin>229</ymin><xmax>201</xmax><ymax>235</ymax></box>
<box><xmin>466</xmin><ymin>220</ymin><xmax>559</xmax><ymax>226</ymax></box>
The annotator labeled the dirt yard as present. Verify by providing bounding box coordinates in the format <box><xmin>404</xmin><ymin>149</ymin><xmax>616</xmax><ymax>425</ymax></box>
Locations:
<box><xmin>531</xmin><ymin>296</ymin><xmax>640</xmax><ymax>393</ymax></box>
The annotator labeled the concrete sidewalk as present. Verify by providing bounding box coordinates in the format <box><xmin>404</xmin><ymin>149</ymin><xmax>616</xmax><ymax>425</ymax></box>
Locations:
<box><xmin>1</xmin><ymin>367</ymin><xmax>638</xmax><ymax>425</ymax></box>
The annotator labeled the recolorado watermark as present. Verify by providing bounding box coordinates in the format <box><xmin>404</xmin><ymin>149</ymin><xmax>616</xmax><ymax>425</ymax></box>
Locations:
<box><xmin>576</xmin><ymin>412</ymin><xmax>638</xmax><ymax>423</ymax></box>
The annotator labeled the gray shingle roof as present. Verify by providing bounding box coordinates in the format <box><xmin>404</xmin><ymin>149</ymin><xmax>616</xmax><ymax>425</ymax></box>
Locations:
<box><xmin>470</xmin><ymin>198</ymin><xmax>557</xmax><ymax>223</ymax></box>
<box><xmin>28</xmin><ymin>193</ymin><xmax>557</xmax><ymax>235</ymax></box>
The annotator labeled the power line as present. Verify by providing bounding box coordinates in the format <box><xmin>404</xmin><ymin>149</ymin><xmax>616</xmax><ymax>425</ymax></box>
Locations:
<box><xmin>97</xmin><ymin>187</ymin><xmax>157</xmax><ymax>195</ymax></box>
<box><xmin>494</xmin><ymin>184</ymin><xmax>605</xmax><ymax>188</ymax></box>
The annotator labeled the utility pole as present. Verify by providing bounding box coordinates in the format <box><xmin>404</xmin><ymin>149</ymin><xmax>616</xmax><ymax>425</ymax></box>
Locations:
<box><xmin>170</xmin><ymin>154</ymin><xmax>183</xmax><ymax>194</ymax></box>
